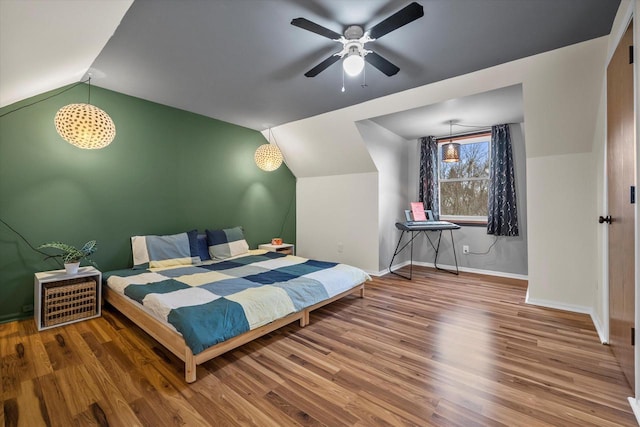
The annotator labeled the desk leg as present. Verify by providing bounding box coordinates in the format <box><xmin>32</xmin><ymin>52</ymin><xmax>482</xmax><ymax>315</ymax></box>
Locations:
<box><xmin>388</xmin><ymin>231</ymin><xmax>415</xmax><ymax>280</ymax></box>
<box><xmin>388</xmin><ymin>231</ymin><xmax>404</xmax><ymax>272</ymax></box>
<box><xmin>434</xmin><ymin>230</ymin><xmax>443</xmax><ymax>270</ymax></box>
<box><xmin>409</xmin><ymin>231</ymin><xmax>413</xmax><ymax>279</ymax></box>
<box><xmin>450</xmin><ymin>229</ymin><xmax>459</xmax><ymax>275</ymax></box>
<box><xmin>434</xmin><ymin>229</ymin><xmax>459</xmax><ymax>275</ymax></box>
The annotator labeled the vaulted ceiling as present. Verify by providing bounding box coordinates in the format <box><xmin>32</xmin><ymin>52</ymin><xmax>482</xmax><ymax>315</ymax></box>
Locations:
<box><xmin>1</xmin><ymin>0</ymin><xmax>621</xmax><ymax>132</ymax></box>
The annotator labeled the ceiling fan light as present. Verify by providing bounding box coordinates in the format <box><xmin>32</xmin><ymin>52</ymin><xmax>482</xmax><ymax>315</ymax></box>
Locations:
<box><xmin>343</xmin><ymin>54</ymin><xmax>365</xmax><ymax>77</ymax></box>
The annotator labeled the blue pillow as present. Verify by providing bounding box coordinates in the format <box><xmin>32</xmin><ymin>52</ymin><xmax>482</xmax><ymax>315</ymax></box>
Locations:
<box><xmin>197</xmin><ymin>233</ymin><xmax>211</xmax><ymax>261</ymax></box>
<box><xmin>206</xmin><ymin>226</ymin><xmax>249</xmax><ymax>260</ymax></box>
<box><xmin>131</xmin><ymin>229</ymin><xmax>201</xmax><ymax>269</ymax></box>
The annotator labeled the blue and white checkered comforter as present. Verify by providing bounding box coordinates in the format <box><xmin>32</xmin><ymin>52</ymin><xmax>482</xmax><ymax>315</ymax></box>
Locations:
<box><xmin>104</xmin><ymin>250</ymin><xmax>370</xmax><ymax>354</ymax></box>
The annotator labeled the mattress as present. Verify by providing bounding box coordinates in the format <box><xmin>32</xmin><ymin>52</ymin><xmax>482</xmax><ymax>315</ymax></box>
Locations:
<box><xmin>104</xmin><ymin>250</ymin><xmax>370</xmax><ymax>354</ymax></box>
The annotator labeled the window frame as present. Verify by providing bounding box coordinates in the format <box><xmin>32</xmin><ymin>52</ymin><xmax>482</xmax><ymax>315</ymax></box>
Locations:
<box><xmin>437</xmin><ymin>132</ymin><xmax>491</xmax><ymax>223</ymax></box>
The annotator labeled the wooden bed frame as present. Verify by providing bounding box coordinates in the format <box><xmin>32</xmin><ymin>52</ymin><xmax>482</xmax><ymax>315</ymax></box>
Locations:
<box><xmin>104</xmin><ymin>283</ymin><xmax>365</xmax><ymax>382</ymax></box>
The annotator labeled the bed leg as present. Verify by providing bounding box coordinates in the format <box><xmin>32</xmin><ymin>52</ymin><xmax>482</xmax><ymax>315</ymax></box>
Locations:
<box><xmin>300</xmin><ymin>310</ymin><xmax>310</xmax><ymax>327</ymax></box>
<box><xmin>359</xmin><ymin>285</ymin><xmax>365</xmax><ymax>298</ymax></box>
<box><xmin>185</xmin><ymin>349</ymin><xmax>196</xmax><ymax>383</ymax></box>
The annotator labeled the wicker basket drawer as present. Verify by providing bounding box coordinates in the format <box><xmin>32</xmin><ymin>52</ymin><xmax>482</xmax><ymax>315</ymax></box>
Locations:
<box><xmin>42</xmin><ymin>277</ymin><xmax>97</xmax><ymax>328</ymax></box>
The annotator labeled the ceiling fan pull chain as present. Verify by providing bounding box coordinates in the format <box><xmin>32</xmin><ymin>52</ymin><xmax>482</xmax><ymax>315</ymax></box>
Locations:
<box><xmin>341</xmin><ymin>67</ymin><xmax>345</xmax><ymax>93</ymax></box>
<box><xmin>361</xmin><ymin>63</ymin><xmax>367</xmax><ymax>88</ymax></box>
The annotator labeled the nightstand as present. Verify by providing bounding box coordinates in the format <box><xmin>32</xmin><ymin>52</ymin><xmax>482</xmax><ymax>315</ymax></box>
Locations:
<box><xmin>259</xmin><ymin>243</ymin><xmax>295</xmax><ymax>255</ymax></box>
<box><xmin>34</xmin><ymin>266</ymin><xmax>102</xmax><ymax>331</ymax></box>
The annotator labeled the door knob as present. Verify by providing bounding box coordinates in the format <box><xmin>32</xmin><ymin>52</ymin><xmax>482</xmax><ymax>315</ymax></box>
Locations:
<box><xmin>599</xmin><ymin>215</ymin><xmax>612</xmax><ymax>224</ymax></box>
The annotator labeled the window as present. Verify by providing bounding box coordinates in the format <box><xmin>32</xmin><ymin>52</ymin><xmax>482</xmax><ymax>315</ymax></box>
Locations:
<box><xmin>438</xmin><ymin>133</ymin><xmax>491</xmax><ymax>221</ymax></box>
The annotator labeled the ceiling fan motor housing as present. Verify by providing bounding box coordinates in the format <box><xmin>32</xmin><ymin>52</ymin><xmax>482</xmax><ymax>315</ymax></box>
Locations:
<box><xmin>344</xmin><ymin>25</ymin><xmax>364</xmax><ymax>40</ymax></box>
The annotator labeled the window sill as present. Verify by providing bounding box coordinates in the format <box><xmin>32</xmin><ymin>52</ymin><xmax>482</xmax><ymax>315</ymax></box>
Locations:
<box><xmin>443</xmin><ymin>219</ymin><xmax>487</xmax><ymax>227</ymax></box>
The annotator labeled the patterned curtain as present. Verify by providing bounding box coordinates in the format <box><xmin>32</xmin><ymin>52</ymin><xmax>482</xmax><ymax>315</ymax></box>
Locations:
<box><xmin>419</xmin><ymin>136</ymin><xmax>439</xmax><ymax>220</ymax></box>
<box><xmin>487</xmin><ymin>124</ymin><xmax>519</xmax><ymax>236</ymax></box>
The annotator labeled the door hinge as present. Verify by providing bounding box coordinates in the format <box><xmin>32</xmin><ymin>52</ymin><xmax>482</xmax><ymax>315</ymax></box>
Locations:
<box><xmin>632</xmin><ymin>327</ymin><xmax>635</xmax><ymax>346</ymax></box>
<box><xmin>631</xmin><ymin>186</ymin><xmax>636</xmax><ymax>204</ymax></box>
<box><xmin>630</xmin><ymin>45</ymin><xmax>634</xmax><ymax>64</ymax></box>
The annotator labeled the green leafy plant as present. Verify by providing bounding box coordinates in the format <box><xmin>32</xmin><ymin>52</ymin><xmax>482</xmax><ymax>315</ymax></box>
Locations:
<box><xmin>38</xmin><ymin>240</ymin><xmax>98</xmax><ymax>266</ymax></box>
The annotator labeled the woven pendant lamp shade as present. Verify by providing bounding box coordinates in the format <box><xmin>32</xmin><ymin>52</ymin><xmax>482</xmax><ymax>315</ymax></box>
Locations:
<box><xmin>442</xmin><ymin>142</ymin><xmax>460</xmax><ymax>163</ymax></box>
<box><xmin>254</xmin><ymin>144</ymin><xmax>283</xmax><ymax>171</ymax></box>
<box><xmin>54</xmin><ymin>103</ymin><xmax>116</xmax><ymax>149</ymax></box>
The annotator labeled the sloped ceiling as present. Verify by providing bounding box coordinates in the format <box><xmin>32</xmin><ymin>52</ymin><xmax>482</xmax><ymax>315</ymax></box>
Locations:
<box><xmin>0</xmin><ymin>0</ymin><xmax>133</xmax><ymax>107</ymax></box>
<box><xmin>1</xmin><ymin>0</ymin><xmax>620</xmax><ymax>132</ymax></box>
<box><xmin>370</xmin><ymin>84</ymin><xmax>524</xmax><ymax>140</ymax></box>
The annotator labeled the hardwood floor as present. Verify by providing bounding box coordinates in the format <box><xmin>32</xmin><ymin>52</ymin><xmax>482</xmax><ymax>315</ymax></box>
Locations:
<box><xmin>1</xmin><ymin>266</ymin><xmax>636</xmax><ymax>426</ymax></box>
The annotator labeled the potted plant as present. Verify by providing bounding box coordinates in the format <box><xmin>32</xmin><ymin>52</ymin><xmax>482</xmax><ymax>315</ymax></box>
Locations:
<box><xmin>38</xmin><ymin>240</ymin><xmax>98</xmax><ymax>275</ymax></box>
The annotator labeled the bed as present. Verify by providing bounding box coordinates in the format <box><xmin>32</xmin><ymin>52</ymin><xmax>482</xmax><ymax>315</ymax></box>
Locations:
<box><xmin>102</xmin><ymin>228</ymin><xmax>370</xmax><ymax>382</ymax></box>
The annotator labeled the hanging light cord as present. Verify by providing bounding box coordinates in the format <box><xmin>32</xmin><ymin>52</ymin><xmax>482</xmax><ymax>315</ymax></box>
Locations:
<box><xmin>264</xmin><ymin>127</ymin><xmax>293</xmax><ymax>238</ymax></box>
<box><xmin>0</xmin><ymin>78</ymin><xmax>91</xmax><ymax>119</ymax></box>
<box><xmin>268</xmin><ymin>128</ymin><xmax>288</xmax><ymax>165</ymax></box>
<box><xmin>0</xmin><ymin>217</ymin><xmax>63</xmax><ymax>267</ymax></box>
<box><xmin>361</xmin><ymin>61</ymin><xmax>367</xmax><ymax>88</ymax></box>
<box><xmin>278</xmin><ymin>190</ymin><xmax>295</xmax><ymax>239</ymax></box>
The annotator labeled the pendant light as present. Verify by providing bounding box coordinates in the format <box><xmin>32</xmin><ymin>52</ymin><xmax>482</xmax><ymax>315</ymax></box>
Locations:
<box><xmin>54</xmin><ymin>77</ymin><xmax>116</xmax><ymax>149</ymax></box>
<box><xmin>254</xmin><ymin>128</ymin><xmax>283</xmax><ymax>171</ymax></box>
<box><xmin>442</xmin><ymin>120</ymin><xmax>460</xmax><ymax>163</ymax></box>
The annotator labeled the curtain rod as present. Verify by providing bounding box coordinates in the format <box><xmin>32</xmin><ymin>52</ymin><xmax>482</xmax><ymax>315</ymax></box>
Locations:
<box><xmin>434</xmin><ymin>128</ymin><xmax>491</xmax><ymax>141</ymax></box>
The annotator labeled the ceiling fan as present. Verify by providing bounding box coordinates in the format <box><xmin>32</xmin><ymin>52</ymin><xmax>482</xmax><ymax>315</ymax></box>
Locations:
<box><xmin>291</xmin><ymin>2</ymin><xmax>424</xmax><ymax>78</ymax></box>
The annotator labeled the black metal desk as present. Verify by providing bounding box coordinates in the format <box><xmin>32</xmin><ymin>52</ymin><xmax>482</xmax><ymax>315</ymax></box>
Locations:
<box><xmin>389</xmin><ymin>221</ymin><xmax>461</xmax><ymax>279</ymax></box>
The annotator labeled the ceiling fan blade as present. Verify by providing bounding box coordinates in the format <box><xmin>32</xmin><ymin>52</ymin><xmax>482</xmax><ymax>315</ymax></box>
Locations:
<box><xmin>365</xmin><ymin>52</ymin><xmax>400</xmax><ymax>76</ymax></box>
<box><xmin>368</xmin><ymin>2</ymin><xmax>424</xmax><ymax>39</ymax></box>
<box><xmin>291</xmin><ymin>17</ymin><xmax>342</xmax><ymax>40</ymax></box>
<box><xmin>304</xmin><ymin>55</ymin><xmax>341</xmax><ymax>77</ymax></box>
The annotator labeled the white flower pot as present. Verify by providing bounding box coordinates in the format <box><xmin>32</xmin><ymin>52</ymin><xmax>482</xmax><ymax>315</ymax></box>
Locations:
<box><xmin>64</xmin><ymin>262</ymin><xmax>80</xmax><ymax>275</ymax></box>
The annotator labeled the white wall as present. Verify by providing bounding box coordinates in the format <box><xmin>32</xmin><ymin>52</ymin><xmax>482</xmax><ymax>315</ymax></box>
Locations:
<box><xmin>356</xmin><ymin>120</ymin><xmax>410</xmax><ymax>272</ymax></box>
<box><xmin>296</xmin><ymin>172</ymin><xmax>379</xmax><ymax>273</ymax></box>
<box><xmin>270</xmin><ymin>121</ymin><xmax>377</xmax><ymax>178</ymax></box>
<box><xmin>519</xmin><ymin>38</ymin><xmax>607</xmax><ymax>312</ymax></box>
<box><xmin>277</xmin><ymin>34</ymin><xmax>609</xmax><ymax>313</ymax></box>
<box><xmin>526</xmin><ymin>152</ymin><xmax>598</xmax><ymax>310</ymax></box>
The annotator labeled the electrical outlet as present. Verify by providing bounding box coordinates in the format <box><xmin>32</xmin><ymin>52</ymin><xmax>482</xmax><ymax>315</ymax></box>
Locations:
<box><xmin>463</xmin><ymin>245</ymin><xmax>470</xmax><ymax>254</ymax></box>
<box><xmin>337</xmin><ymin>242</ymin><xmax>344</xmax><ymax>253</ymax></box>
<box><xmin>22</xmin><ymin>304</ymin><xmax>33</xmax><ymax>313</ymax></box>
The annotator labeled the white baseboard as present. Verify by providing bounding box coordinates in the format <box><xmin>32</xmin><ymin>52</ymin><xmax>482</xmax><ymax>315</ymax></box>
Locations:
<box><xmin>628</xmin><ymin>397</ymin><xmax>640</xmax><ymax>425</ymax></box>
<box><xmin>524</xmin><ymin>290</ymin><xmax>592</xmax><ymax>314</ymax></box>
<box><xmin>525</xmin><ymin>290</ymin><xmax>607</xmax><ymax>344</ymax></box>
<box><xmin>590</xmin><ymin>311</ymin><xmax>608</xmax><ymax>344</ymax></box>
<box><xmin>370</xmin><ymin>260</ymin><xmax>528</xmax><ymax>281</ymax></box>
<box><xmin>368</xmin><ymin>260</ymin><xmax>411</xmax><ymax>277</ymax></box>
<box><xmin>418</xmin><ymin>261</ymin><xmax>528</xmax><ymax>281</ymax></box>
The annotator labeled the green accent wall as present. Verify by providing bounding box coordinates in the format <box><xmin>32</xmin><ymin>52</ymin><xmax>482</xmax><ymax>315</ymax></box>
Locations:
<box><xmin>0</xmin><ymin>84</ymin><xmax>296</xmax><ymax>323</ymax></box>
